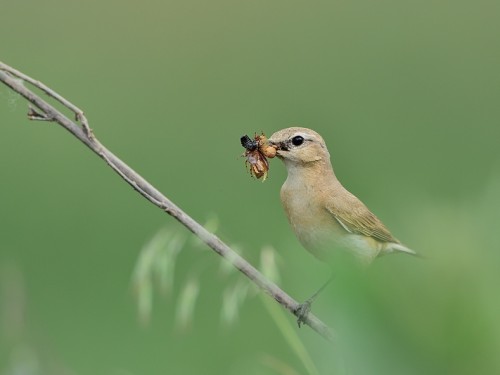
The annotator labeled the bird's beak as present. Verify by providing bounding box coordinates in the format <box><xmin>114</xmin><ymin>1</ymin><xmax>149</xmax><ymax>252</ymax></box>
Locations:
<box><xmin>267</xmin><ymin>139</ymin><xmax>288</xmax><ymax>154</ymax></box>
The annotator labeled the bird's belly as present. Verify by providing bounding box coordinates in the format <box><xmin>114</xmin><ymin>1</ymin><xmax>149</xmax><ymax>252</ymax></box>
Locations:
<box><xmin>286</xmin><ymin>204</ymin><xmax>381</xmax><ymax>264</ymax></box>
<box><xmin>301</xmin><ymin>228</ymin><xmax>380</xmax><ymax>264</ymax></box>
<box><xmin>332</xmin><ymin>233</ymin><xmax>382</xmax><ymax>263</ymax></box>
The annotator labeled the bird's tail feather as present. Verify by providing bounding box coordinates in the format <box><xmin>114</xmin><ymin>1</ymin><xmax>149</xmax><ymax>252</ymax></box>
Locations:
<box><xmin>390</xmin><ymin>243</ymin><xmax>421</xmax><ymax>258</ymax></box>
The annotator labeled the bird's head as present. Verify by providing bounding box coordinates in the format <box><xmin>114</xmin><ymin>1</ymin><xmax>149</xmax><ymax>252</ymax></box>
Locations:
<box><xmin>268</xmin><ymin>127</ymin><xmax>330</xmax><ymax>166</ymax></box>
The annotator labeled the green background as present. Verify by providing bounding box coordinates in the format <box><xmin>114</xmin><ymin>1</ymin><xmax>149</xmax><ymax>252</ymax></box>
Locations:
<box><xmin>1</xmin><ymin>0</ymin><xmax>499</xmax><ymax>374</ymax></box>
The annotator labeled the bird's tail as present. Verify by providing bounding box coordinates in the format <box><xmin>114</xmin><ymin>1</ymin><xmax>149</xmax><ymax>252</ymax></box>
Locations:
<box><xmin>388</xmin><ymin>243</ymin><xmax>421</xmax><ymax>258</ymax></box>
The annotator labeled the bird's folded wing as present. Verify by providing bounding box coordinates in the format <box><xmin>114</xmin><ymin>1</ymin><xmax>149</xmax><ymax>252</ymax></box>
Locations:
<box><xmin>325</xmin><ymin>194</ymin><xmax>398</xmax><ymax>244</ymax></box>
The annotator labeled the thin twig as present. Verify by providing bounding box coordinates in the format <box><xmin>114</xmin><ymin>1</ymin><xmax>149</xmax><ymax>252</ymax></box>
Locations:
<box><xmin>0</xmin><ymin>62</ymin><xmax>93</xmax><ymax>138</ymax></box>
<box><xmin>0</xmin><ymin>61</ymin><xmax>334</xmax><ymax>343</ymax></box>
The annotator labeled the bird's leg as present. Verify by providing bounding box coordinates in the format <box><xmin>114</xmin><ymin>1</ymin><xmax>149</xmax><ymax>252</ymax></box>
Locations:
<box><xmin>295</xmin><ymin>275</ymin><xmax>333</xmax><ymax>327</ymax></box>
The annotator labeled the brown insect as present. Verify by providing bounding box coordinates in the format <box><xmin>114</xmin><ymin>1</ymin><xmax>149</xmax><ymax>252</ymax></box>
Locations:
<box><xmin>241</xmin><ymin>133</ymin><xmax>277</xmax><ymax>181</ymax></box>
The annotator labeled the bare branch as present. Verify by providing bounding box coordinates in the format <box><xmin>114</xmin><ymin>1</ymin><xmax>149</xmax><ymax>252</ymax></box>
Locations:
<box><xmin>0</xmin><ymin>61</ymin><xmax>334</xmax><ymax>343</ymax></box>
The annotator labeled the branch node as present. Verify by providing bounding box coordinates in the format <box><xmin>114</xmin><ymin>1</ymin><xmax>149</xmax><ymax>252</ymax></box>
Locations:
<box><xmin>75</xmin><ymin>111</ymin><xmax>94</xmax><ymax>140</ymax></box>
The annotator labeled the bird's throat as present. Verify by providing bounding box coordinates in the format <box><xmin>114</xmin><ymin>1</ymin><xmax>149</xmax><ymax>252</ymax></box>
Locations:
<box><xmin>283</xmin><ymin>159</ymin><xmax>337</xmax><ymax>190</ymax></box>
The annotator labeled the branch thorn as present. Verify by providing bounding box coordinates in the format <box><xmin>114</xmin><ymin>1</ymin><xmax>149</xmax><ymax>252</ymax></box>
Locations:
<box><xmin>27</xmin><ymin>105</ymin><xmax>52</xmax><ymax>121</ymax></box>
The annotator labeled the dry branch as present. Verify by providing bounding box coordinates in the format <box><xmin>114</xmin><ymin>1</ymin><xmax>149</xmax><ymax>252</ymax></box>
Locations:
<box><xmin>0</xmin><ymin>61</ymin><xmax>334</xmax><ymax>343</ymax></box>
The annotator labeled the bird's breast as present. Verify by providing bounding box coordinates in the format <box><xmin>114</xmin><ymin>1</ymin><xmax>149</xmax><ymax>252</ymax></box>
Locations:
<box><xmin>281</xmin><ymin>182</ymin><xmax>344</xmax><ymax>256</ymax></box>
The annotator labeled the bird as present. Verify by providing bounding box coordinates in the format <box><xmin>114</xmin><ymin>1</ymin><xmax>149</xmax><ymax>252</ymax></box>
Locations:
<box><xmin>267</xmin><ymin>127</ymin><xmax>416</xmax><ymax>325</ymax></box>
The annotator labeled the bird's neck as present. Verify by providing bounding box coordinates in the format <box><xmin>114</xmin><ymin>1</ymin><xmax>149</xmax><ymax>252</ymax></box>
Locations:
<box><xmin>283</xmin><ymin>158</ymin><xmax>338</xmax><ymax>190</ymax></box>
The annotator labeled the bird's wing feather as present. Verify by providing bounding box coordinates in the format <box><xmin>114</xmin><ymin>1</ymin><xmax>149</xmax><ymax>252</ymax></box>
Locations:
<box><xmin>325</xmin><ymin>191</ymin><xmax>398</xmax><ymax>243</ymax></box>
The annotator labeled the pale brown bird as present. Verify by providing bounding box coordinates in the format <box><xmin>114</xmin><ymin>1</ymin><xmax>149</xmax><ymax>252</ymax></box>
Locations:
<box><xmin>268</xmin><ymin>127</ymin><xmax>416</xmax><ymax>325</ymax></box>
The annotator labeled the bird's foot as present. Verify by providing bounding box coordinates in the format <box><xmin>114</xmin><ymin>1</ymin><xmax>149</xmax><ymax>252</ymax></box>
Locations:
<box><xmin>295</xmin><ymin>300</ymin><xmax>312</xmax><ymax>328</ymax></box>
<box><xmin>295</xmin><ymin>276</ymin><xmax>333</xmax><ymax>327</ymax></box>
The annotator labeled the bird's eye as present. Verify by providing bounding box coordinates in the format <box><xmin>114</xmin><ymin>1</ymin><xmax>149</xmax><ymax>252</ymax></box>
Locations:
<box><xmin>291</xmin><ymin>135</ymin><xmax>304</xmax><ymax>146</ymax></box>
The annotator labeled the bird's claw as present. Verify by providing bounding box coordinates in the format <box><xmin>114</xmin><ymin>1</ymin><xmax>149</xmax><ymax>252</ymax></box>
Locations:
<box><xmin>295</xmin><ymin>301</ymin><xmax>312</xmax><ymax>328</ymax></box>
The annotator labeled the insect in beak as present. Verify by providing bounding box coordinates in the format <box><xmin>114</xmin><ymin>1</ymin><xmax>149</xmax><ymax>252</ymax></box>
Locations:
<box><xmin>240</xmin><ymin>133</ymin><xmax>277</xmax><ymax>180</ymax></box>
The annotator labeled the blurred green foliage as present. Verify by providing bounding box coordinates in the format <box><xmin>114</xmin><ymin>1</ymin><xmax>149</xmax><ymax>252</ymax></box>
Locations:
<box><xmin>1</xmin><ymin>0</ymin><xmax>500</xmax><ymax>374</ymax></box>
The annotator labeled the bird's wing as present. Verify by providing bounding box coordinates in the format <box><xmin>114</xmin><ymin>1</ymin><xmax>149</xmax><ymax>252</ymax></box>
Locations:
<box><xmin>325</xmin><ymin>191</ymin><xmax>399</xmax><ymax>244</ymax></box>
